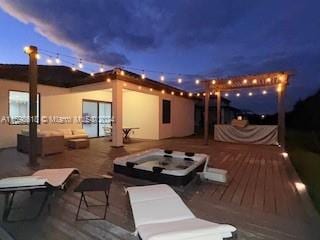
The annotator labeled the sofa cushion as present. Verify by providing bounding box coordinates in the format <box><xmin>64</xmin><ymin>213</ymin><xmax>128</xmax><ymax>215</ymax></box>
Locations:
<box><xmin>72</xmin><ymin>129</ymin><xmax>87</xmax><ymax>135</ymax></box>
<box><xmin>57</xmin><ymin>129</ymin><xmax>73</xmax><ymax>136</ymax></box>
<box><xmin>40</xmin><ymin>130</ymin><xmax>64</xmax><ymax>137</ymax></box>
<box><xmin>21</xmin><ymin>129</ymin><xmax>40</xmax><ymax>136</ymax></box>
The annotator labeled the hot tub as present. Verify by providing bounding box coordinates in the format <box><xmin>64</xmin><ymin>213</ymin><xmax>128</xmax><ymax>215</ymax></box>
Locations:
<box><xmin>113</xmin><ymin>148</ymin><xmax>209</xmax><ymax>186</ymax></box>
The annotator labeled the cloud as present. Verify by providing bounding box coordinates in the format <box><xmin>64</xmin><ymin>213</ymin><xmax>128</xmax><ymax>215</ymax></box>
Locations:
<box><xmin>0</xmin><ymin>0</ymin><xmax>162</xmax><ymax>65</ymax></box>
<box><xmin>0</xmin><ymin>0</ymin><xmax>320</xmax><ymax>113</ymax></box>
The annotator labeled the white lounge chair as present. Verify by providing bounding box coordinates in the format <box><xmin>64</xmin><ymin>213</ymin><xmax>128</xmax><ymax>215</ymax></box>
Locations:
<box><xmin>0</xmin><ymin>168</ymin><xmax>79</xmax><ymax>221</ymax></box>
<box><xmin>127</xmin><ymin>184</ymin><xmax>236</xmax><ymax>240</ymax></box>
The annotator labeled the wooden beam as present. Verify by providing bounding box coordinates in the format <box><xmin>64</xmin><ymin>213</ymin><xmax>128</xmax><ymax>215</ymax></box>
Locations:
<box><xmin>26</xmin><ymin>46</ymin><xmax>39</xmax><ymax>167</ymax></box>
<box><xmin>204</xmin><ymin>83</ymin><xmax>210</xmax><ymax>145</ymax></box>
<box><xmin>277</xmin><ymin>83</ymin><xmax>286</xmax><ymax>149</ymax></box>
<box><xmin>216</xmin><ymin>91</ymin><xmax>221</xmax><ymax>124</ymax></box>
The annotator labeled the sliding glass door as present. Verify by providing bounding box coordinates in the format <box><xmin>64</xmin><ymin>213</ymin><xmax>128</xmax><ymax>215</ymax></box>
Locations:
<box><xmin>82</xmin><ymin>100</ymin><xmax>112</xmax><ymax>138</ymax></box>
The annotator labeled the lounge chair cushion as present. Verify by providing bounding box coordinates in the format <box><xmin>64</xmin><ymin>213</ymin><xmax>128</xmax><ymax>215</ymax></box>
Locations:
<box><xmin>131</xmin><ymin>197</ymin><xmax>194</xmax><ymax>227</ymax></box>
<box><xmin>138</xmin><ymin>218</ymin><xmax>236</xmax><ymax>240</ymax></box>
<box><xmin>0</xmin><ymin>176</ymin><xmax>47</xmax><ymax>189</ymax></box>
<box><xmin>127</xmin><ymin>184</ymin><xmax>179</xmax><ymax>203</ymax></box>
<box><xmin>32</xmin><ymin>168</ymin><xmax>78</xmax><ymax>187</ymax></box>
<box><xmin>127</xmin><ymin>184</ymin><xmax>236</xmax><ymax>240</ymax></box>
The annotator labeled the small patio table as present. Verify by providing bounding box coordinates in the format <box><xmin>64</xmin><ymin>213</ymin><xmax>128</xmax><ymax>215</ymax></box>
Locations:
<box><xmin>74</xmin><ymin>178</ymin><xmax>111</xmax><ymax>220</ymax></box>
<box><xmin>123</xmin><ymin>127</ymin><xmax>139</xmax><ymax>140</ymax></box>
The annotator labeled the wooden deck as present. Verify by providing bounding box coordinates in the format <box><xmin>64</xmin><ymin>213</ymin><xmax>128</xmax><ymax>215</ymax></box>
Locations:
<box><xmin>0</xmin><ymin>137</ymin><xmax>319</xmax><ymax>240</ymax></box>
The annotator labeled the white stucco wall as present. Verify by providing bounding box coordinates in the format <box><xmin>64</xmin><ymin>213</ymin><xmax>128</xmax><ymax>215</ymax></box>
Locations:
<box><xmin>123</xmin><ymin>90</ymin><xmax>159</xmax><ymax>139</ymax></box>
<box><xmin>159</xmin><ymin>94</ymin><xmax>195</xmax><ymax>139</ymax></box>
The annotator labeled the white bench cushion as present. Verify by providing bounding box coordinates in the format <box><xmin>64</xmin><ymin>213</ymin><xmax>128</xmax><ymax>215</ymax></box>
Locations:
<box><xmin>130</xmin><ymin>197</ymin><xmax>194</xmax><ymax>227</ymax></box>
<box><xmin>127</xmin><ymin>184</ymin><xmax>236</xmax><ymax>240</ymax></box>
<box><xmin>127</xmin><ymin>184</ymin><xmax>178</xmax><ymax>203</ymax></box>
<box><xmin>138</xmin><ymin>218</ymin><xmax>236</xmax><ymax>240</ymax></box>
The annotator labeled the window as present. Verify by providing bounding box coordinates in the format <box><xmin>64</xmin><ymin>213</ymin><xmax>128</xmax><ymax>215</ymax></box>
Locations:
<box><xmin>162</xmin><ymin>99</ymin><xmax>171</xmax><ymax>124</ymax></box>
<box><xmin>9</xmin><ymin>91</ymin><xmax>40</xmax><ymax>125</ymax></box>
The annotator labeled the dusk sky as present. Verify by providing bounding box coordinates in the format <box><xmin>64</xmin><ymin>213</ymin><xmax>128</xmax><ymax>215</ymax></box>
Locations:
<box><xmin>0</xmin><ymin>0</ymin><xmax>319</xmax><ymax>114</ymax></box>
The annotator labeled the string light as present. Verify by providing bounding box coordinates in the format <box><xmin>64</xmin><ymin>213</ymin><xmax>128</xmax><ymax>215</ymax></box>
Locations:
<box><xmin>243</xmin><ymin>79</ymin><xmax>248</xmax><ymax>84</ymax></box>
<box><xmin>180</xmin><ymin>92</ymin><xmax>183</xmax><ymax>96</ymax></box>
<box><xmin>266</xmin><ymin>77</ymin><xmax>271</xmax><ymax>83</ymax></box>
<box><xmin>248</xmin><ymin>92</ymin><xmax>253</xmax><ymax>96</ymax></box>
<box><xmin>262</xmin><ymin>90</ymin><xmax>267</xmax><ymax>95</ymax></box>
<box><xmin>106</xmin><ymin>78</ymin><xmax>111</xmax><ymax>83</ymax></box>
<box><xmin>236</xmin><ymin>93</ymin><xmax>240</xmax><ymax>97</ymax></box>
<box><xmin>161</xmin><ymin>90</ymin><xmax>165</xmax><ymax>94</ymax></box>
<box><xmin>23</xmin><ymin>46</ymin><xmax>31</xmax><ymax>54</ymax></box>
<box><xmin>203</xmin><ymin>93</ymin><xmax>206</xmax><ymax>96</ymax></box>
<box><xmin>171</xmin><ymin>91</ymin><xmax>175</xmax><ymax>95</ymax></box>
<box><xmin>78</xmin><ymin>59</ymin><xmax>83</xmax><ymax>69</ymax></box>
<box><xmin>227</xmin><ymin>80</ymin><xmax>232</xmax><ymax>85</ymax></box>
<box><xmin>99</xmin><ymin>65</ymin><xmax>105</xmax><ymax>72</ymax></box>
<box><xmin>195</xmin><ymin>79</ymin><xmax>200</xmax><ymax>85</ymax></box>
<box><xmin>278</xmin><ymin>74</ymin><xmax>285</xmax><ymax>83</ymax></box>
<box><xmin>55</xmin><ymin>54</ymin><xmax>61</xmax><ymax>64</ymax></box>
<box><xmin>224</xmin><ymin>93</ymin><xmax>229</xmax><ymax>97</ymax></box>
<box><xmin>196</xmin><ymin>93</ymin><xmax>200</xmax><ymax>97</ymax></box>
<box><xmin>141</xmin><ymin>71</ymin><xmax>146</xmax><ymax>79</ymax></box>
<box><xmin>188</xmin><ymin>93</ymin><xmax>193</xmax><ymax>97</ymax></box>
<box><xmin>210</xmin><ymin>92</ymin><xmax>213</xmax><ymax>95</ymax></box>
<box><xmin>177</xmin><ymin>77</ymin><xmax>182</xmax><ymax>84</ymax></box>
<box><xmin>160</xmin><ymin>74</ymin><xmax>165</xmax><ymax>82</ymax></box>
<box><xmin>252</xmin><ymin>79</ymin><xmax>257</xmax><ymax>84</ymax></box>
<box><xmin>212</xmin><ymin>80</ymin><xmax>216</xmax><ymax>84</ymax></box>
<box><xmin>46</xmin><ymin>57</ymin><xmax>53</xmax><ymax>64</ymax></box>
<box><xmin>149</xmin><ymin>88</ymin><xmax>153</xmax><ymax>92</ymax></box>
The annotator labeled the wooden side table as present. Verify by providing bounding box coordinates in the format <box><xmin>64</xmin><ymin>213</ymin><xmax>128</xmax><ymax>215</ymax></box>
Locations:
<box><xmin>68</xmin><ymin>139</ymin><xmax>89</xmax><ymax>149</ymax></box>
<box><xmin>74</xmin><ymin>178</ymin><xmax>111</xmax><ymax>220</ymax></box>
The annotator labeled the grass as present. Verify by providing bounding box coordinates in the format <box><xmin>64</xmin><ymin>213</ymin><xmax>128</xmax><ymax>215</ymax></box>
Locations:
<box><xmin>287</xmin><ymin>130</ymin><xmax>320</xmax><ymax>213</ymax></box>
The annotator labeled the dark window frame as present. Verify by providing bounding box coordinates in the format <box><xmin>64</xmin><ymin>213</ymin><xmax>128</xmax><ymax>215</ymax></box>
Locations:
<box><xmin>162</xmin><ymin>99</ymin><xmax>171</xmax><ymax>124</ymax></box>
<box><xmin>8</xmin><ymin>90</ymin><xmax>41</xmax><ymax>125</ymax></box>
<box><xmin>82</xmin><ymin>99</ymin><xmax>112</xmax><ymax>138</ymax></box>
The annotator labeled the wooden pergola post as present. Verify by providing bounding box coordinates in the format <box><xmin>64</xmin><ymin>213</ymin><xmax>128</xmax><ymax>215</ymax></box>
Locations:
<box><xmin>277</xmin><ymin>83</ymin><xmax>286</xmax><ymax>149</ymax></box>
<box><xmin>204</xmin><ymin>82</ymin><xmax>210</xmax><ymax>145</ymax></box>
<box><xmin>24</xmin><ymin>46</ymin><xmax>39</xmax><ymax>167</ymax></box>
<box><xmin>216</xmin><ymin>91</ymin><xmax>221</xmax><ymax>124</ymax></box>
<box><xmin>111</xmin><ymin>78</ymin><xmax>124</xmax><ymax>147</ymax></box>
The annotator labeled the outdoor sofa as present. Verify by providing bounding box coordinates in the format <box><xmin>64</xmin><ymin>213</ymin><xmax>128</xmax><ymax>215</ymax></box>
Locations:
<box><xmin>17</xmin><ymin>128</ymin><xmax>88</xmax><ymax>155</ymax></box>
<box><xmin>0</xmin><ymin>168</ymin><xmax>79</xmax><ymax>221</ymax></box>
<box><xmin>126</xmin><ymin>184</ymin><xmax>236</xmax><ymax>240</ymax></box>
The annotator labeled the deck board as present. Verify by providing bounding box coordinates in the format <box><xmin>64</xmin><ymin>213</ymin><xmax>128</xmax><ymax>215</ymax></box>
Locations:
<box><xmin>0</xmin><ymin>137</ymin><xmax>320</xmax><ymax>240</ymax></box>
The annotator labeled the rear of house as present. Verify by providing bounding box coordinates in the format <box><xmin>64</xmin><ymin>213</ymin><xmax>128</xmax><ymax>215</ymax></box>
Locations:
<box><xmin>0</xmin><ymin>64</ymin><xmax>195</xmax><ymax>149</ymax></box>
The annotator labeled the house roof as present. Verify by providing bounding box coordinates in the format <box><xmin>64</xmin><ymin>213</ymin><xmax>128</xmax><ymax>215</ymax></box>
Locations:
<box><xmin>0</xmin><ymin>64</ymin><xmax>101</xmax><ymax>87</ymax></box>
<box><xmin>0</xmin><ymin>64</ymin><xmax>198</xmax><ymax>99</ymax></box>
